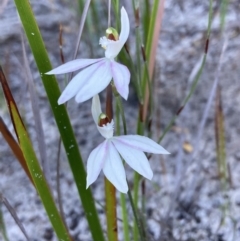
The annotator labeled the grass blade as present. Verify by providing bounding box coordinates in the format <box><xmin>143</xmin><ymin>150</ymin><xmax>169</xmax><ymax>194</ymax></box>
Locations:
<box><xmin>142</xmin><ymin>0</ymin><xmax>165</xmax><ymax>121</ymax></box>
<box><xmin>0</xmin><ymin>67</ymin><xmax>72</xmax><ymax>241</ymax></box>
<box><xmin>0</xmin><ymin>116</ymin><xmax>33</xmax><ymax>184</ymax></box>
<box><xmin>13</xmin><ymin>1</ymin><xmax>105</xmax><ymax>240</ymax></box>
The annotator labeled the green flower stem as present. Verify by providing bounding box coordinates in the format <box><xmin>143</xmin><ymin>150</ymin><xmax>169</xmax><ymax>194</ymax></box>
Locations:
<box><xmin>120</xmin><ymin>193</ymin><xmax>130</xmax><ymax>241</ymax></box>
<box><xmin>105</xmin><ymin>179</ymin><xmax>118</xmax><ymax>241</ymax></box>
<box><xmin>133</xmin><ymin>172</ymin><xmax>140</xmax><ymax>241</ymax></box>
<box><xmin>141</xmin><ymin>181</ymin><xmax>147</xmax><ymax>237</ymax></box>
<box><xmin>14</xmin><ymin>1</ymin><xmax>104</xmax><ymax>240</ymax></box>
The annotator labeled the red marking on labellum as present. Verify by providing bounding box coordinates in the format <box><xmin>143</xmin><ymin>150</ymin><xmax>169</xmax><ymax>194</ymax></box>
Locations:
<box><xmin>99</xmin><ymin>114</ymin><xmax>110</xmax><ymax>127</ymax></box>
<box><xmin>108</xmin><ymin>33</ymin><xmax>116</xmax><ymax>41</ymax></box>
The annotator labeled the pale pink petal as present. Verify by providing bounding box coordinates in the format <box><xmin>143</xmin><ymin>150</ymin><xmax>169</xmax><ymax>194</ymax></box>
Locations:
<box><xmin>58</xmin><ymin>60</ymin><xmax>106</xmax><ymax>104</ymax></box>
<box><xmin>119</xmin><ymin>7</ymin><xmax>130</xmax><ymax>44</ymax></box>
<box><xmin>112</xmin><ymin>139</ymin><xmax>153</xmax><ymax>180</ymax></box>
<box><xmin>112</xmin><ymin>135</ymin><xmax>170</xmax><ymax>154</ymax></box>
<box><xmin>46</xmin><ymin>58</ymin><xmax>104</xmax><ymax>75</ymax></box>
<box><xmin>103</xmin><ymin>141</ymin><xmax>128</xmax><ymax>193</ymax></box>
<box><xmin>86</xmin><ymin>140</ymin><xmax>108</xmax><ymax>188</ymax></box>
<box><xmin>111</xmin><ymin>61</ymin><xmax>130</xmax><ymax>100</ymax></box>
<box><xmin>91</xmin><ymin>95</ymin><xmax>102</xmax><ymax>125</ymax></box>
<box><xmin>75</xmin><ymin>60</ymin><xmax>112</xmax><ymax>103</ymax></box>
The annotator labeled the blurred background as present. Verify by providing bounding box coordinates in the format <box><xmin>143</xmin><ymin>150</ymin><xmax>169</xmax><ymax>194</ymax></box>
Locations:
<box><xmin>0</xmin><ymin>0</ymin><xmax>240</xmax><ymax>240</ymax></box>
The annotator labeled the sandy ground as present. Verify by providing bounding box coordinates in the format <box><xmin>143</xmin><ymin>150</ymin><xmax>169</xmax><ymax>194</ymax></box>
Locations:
<box><xmin>0</xmin><ymin>0</ymin><xmax>240</xmax><ymax>240</ymax></box>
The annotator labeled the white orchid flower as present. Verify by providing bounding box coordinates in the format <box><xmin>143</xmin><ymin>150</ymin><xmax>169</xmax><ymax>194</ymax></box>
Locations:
<box><xmin>46</xmin><ymin>7</ymin><xmax>130</xmax><ymax>104</ymax></box>
<box><xmin>86</xmin><ymin>95</ymin><xmax>170</xmax><ymax>193</ymax></box>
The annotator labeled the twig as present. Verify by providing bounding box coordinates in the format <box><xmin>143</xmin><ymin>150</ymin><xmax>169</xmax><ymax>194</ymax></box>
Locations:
<box><xmin>0</xmin><ymin>193</ymin><xmax>30</xmax><ymax>241</ymax></box>
<box><xmin>69</xmin><ymin>0</ymin><xmax>92</xmax><ymax>82</ymax></box>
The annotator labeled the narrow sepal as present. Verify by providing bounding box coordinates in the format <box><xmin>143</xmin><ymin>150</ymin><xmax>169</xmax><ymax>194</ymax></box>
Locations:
<box><xmin>103</xmin><ymin>141</ymin><xmax>128</xmax><ymax>193</ymax></box>
<box><xmin>112</xmin><ymin>135</ymin><xmax>170</xmax><ymax>154</ymax></box>
<box><xmin>111</xmin><ymin>61</ymin><xmax>130</xmax><ymax>100</ymax></box>
<box><xmin>46</xmin><ymin>58</ymin><xmax>103</xmax><ymax>75</ymax></box>
<box><xmin>112</xmin><ymin>139</ymin><xmax>153</xmax><ymax>180</ymax></box>
<box><xmin>86</xmin><ymin>141</ymin><xmax>108</xmax><ymax>188</ymax></box>
<box><xmin>119</xmin><ymin>7</ymin><xmax>130</xmax><ymax>44</ymax></box>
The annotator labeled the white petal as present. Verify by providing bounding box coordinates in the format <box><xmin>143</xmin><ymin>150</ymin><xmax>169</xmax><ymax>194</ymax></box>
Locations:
<box><xmin>97</xmin><ymin>120</ymin><xmax>114</xmax><ymax>139</ymax></box>
<box><xmin>112</xmin><ymin>139</ymin><xmax>153</xmax><ymax>180</ymax></box>
<box><xmin>103</xmin><ymin>141</ymin><xmax>128</xmax><ymax>193</ymax></box>
<box><xmin>104</xmin><ymin>7</ymin><xmax>130</xmax><ymax>59</ymax></box>
<box><xmin>111</xmin><ymin>61</ymin><xmax>130</xmax><ymax>100</ymax></box>
<box><xmin>112</xmin><ymin>135</ymin><xmax>170</xmax><ymax>154</ymax></box>
<box><xmin>86</xmin><ymin>140</ymin><xmax>108</xmax><ymax>188</ymax></box>
<box><xmin>46</xmin><ymin>58</ymin><xmax>104</xmax><ymax>75</ymax></box>
<box><xmin>119</xmin><ymin>7</ymin><xmax>130</xmax><ymax>44</ymax></box>
<box><xmin>58</xmin><ymin>60</ymin><xmax>106</xmax><ymax>104</ymax></box>
<box><xmin>75</xmin><ymin>59</ymin><xmax>112</xmax><ymax>103</ymax></box>
<box><xmin>91</xmin><ymin>95</ymin><xmax>102</xmax><ymax>125</ymax></box>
